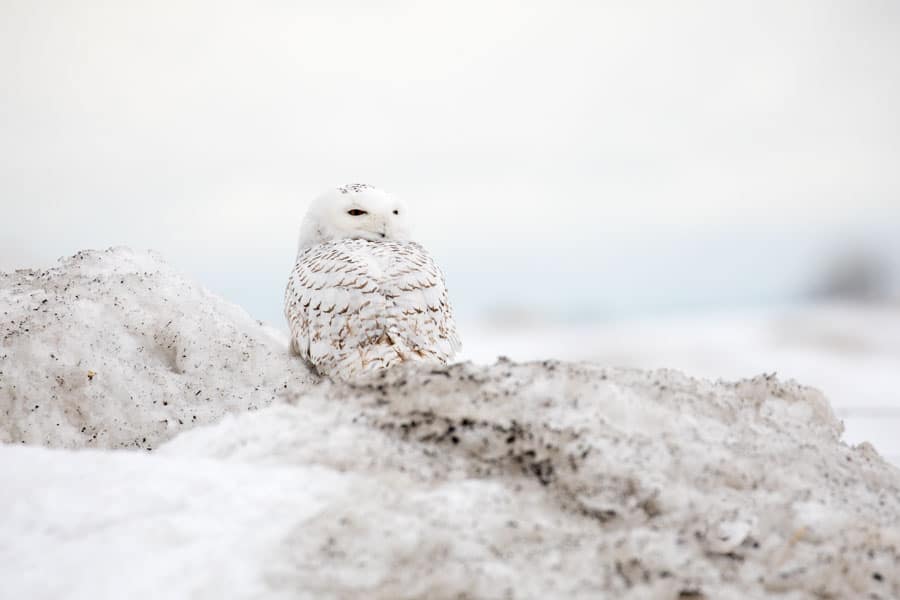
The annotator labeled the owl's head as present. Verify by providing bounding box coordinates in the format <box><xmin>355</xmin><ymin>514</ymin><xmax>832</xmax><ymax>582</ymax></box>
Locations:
<box><xmin>297</xmin><ymin>184</ymin><xmax>412</xmax><ymax>249</ymax></box>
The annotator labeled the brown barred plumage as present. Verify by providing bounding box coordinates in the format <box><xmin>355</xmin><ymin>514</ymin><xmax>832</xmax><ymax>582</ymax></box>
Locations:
<box><xmin>285</xmin><ymin>238</ymin><xmax>461</xmax><ymax>381</ymax></box>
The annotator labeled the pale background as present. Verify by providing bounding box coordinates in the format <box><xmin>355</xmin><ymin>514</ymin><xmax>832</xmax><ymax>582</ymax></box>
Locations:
<box><xmin>2</xmin><ymin>1</ymin><xmax>899</xmax><ymax>460</ymax></box>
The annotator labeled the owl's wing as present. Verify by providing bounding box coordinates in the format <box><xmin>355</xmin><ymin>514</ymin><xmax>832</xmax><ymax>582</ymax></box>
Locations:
<box><xmin>379</xmin><ymin>242</ymin><xmax>462</xmax><ymax>362</ymax></box>
<box><xmin>284</xmin><ymin>242</ymin><xmax>384</xmax><ymax>374</ymax></box>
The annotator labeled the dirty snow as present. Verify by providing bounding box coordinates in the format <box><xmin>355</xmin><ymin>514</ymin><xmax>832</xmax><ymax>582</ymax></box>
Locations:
<box><xmin>461</xmin><ymin>305</ymin><xmax>900</xmax><ymax>465</ymax></box>
<box><xmin>2</xmin><ymin>248</ymin><xmax>899</xmax><ymax>599</ymax></box>
<box><xmin>0</xmin><ymin>247</ymin><xmax>316</xmax><ymax>450</ymax></box>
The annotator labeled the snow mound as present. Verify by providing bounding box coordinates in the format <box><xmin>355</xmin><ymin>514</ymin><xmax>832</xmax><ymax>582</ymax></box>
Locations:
<box><xmin>2</xmin><ymin>249</ymin><xmax>900</xmax><ymax>599</ymax></box>
<box><xmin>0</xmin><ymin>247</ymin><xmax>315</xmax><ymax>449</ymax></box>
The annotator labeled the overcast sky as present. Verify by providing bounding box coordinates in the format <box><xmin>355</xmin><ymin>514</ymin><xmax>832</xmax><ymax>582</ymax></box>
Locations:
<box><xmin>2</xmin><ymin>1</ymin><xmax>899</xmax><ymax>323</ymax></box>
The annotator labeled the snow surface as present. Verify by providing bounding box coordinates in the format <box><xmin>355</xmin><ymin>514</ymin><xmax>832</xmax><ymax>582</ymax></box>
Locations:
<box><xmin>460</xmin><ymin>305</ymin><xmax>900</xmax><ymax>466</ymax></box>
<box><xmin>2</xmin><ymin>248</ymin><xmax>900</xmax><ymax>599</ymax></box>
<box><xmin>0</xmin><ymin>247</ymin><xmax>316</xmax><ymax>450</ymax></box>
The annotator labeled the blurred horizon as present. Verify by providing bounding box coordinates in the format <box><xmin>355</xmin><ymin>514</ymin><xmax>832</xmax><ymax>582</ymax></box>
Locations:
<box><xmin>4</xmin><ymin>220</ymin><xmax>899</xmax><ymax>329</ymax></box>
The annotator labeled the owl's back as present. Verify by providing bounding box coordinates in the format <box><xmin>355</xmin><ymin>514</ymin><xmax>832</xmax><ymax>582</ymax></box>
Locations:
<box><xmin>284</xmin><ymin>239</ymin><xmax>460</xmax><ymax>380</ymax></box>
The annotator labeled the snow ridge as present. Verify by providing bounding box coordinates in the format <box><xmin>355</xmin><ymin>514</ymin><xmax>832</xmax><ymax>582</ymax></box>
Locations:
<box><xmin>0</xmin><ymin>247</ymin><xmax>315</xmax><ymax>449</ymax></box>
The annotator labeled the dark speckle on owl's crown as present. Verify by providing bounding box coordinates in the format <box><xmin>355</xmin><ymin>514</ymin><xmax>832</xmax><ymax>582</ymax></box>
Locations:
<box><xmin>338</xmin><ymin>183</ymin><xmax>375</xmax><ymax>194</ymax></box>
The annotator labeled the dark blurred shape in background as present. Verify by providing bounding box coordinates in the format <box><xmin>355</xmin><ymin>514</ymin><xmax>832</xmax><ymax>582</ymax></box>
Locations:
<box><xmin>814</xmin><ymin>247</ymin><xmax>894</xmax><ymax>303</ymax></box>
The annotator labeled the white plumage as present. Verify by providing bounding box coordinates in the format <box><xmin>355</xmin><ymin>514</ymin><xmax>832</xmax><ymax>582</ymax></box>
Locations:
<box><xmin>284</xmin><ymin>184</ymin><xmax>461</xmax><ymax>381</ymax></box>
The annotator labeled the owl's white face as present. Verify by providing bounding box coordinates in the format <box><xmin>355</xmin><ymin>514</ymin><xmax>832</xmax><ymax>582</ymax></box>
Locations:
<box><xmin>298</xmin><ymin>184</ymin><xmax>412</xmax><ymax>249</ymax></box>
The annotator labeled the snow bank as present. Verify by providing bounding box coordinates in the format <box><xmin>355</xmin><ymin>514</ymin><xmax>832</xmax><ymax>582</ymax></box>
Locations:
<box><xmin>460</xmin><ymin>305</ymin><xmax>900</xmax><ymax>465</ymax></box>
<box><xmin>0</xmin><ymin>247</ymin><xmax>315</xmax><ymax>449</ymax></box>
<box><xmin>2</xmin><ymin>249</ymin><xmax>899</xmax><ymax>599</ymax></box>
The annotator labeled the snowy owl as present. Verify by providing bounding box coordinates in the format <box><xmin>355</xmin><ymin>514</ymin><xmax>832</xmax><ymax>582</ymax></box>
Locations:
<box><xmin>284</xmin><ymin>184</ymin><xmax>461</xmax><ymax>381</ymax></box>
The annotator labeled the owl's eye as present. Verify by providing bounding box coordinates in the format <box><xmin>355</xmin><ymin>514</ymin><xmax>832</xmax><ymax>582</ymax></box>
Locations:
<box><xmin>392</xmin><ymin>210</ymin><xmax>399</xmax><ymax>215</ymax></box>
<box><xmin>347</xmin><ymin>209</ymin><xmax>367</xmax><ymax>216</ymax></box>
